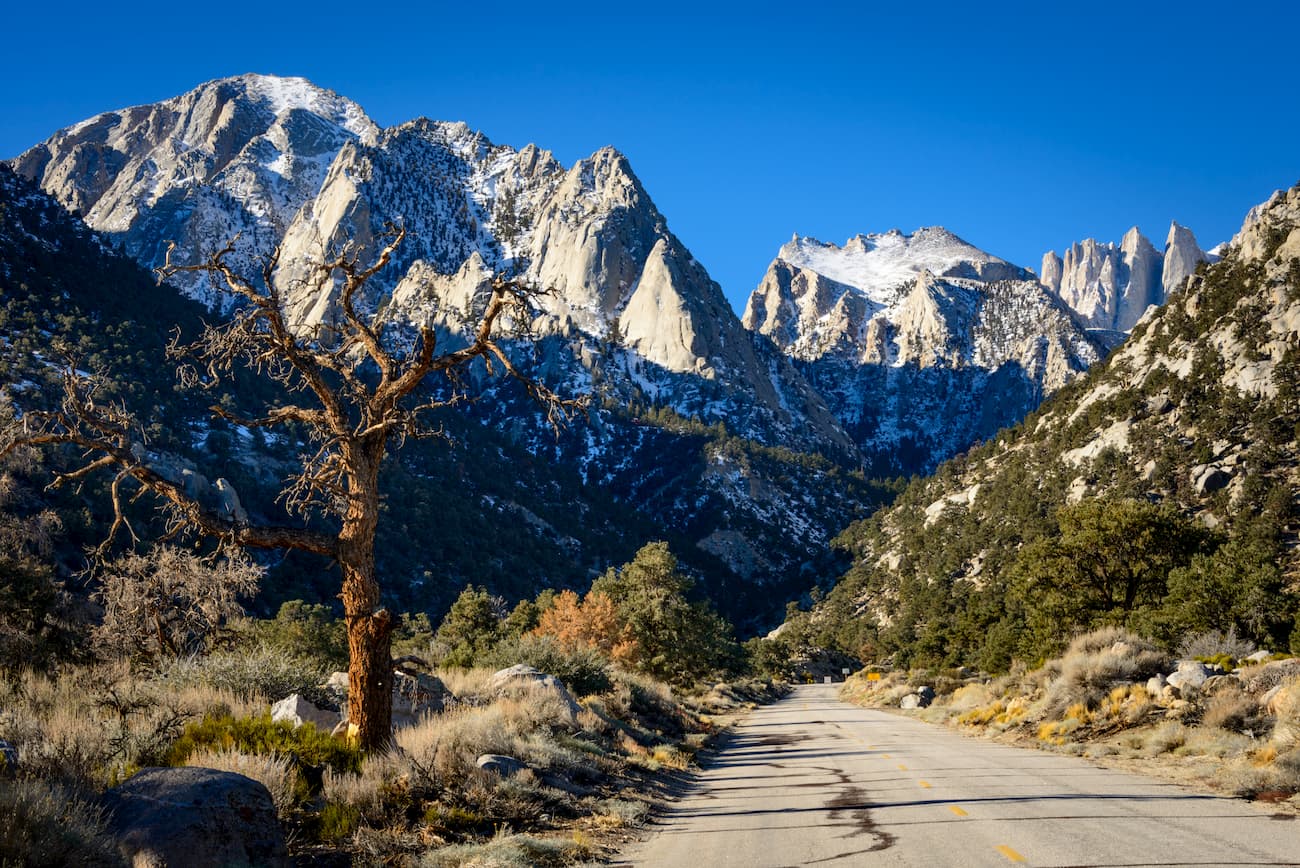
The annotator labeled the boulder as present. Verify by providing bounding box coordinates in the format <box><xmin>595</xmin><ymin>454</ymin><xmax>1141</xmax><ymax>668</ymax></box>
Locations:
<box><xmin>916</xmin><ymin>685</ymin><xmax>936</xmax><ymax>702</ymax></box>
<box><xmin>1145</xmin><ymin>674</ymin><xmax>1167</xmax><ymax>697</ymax></box>
<box><xmin>1265</xmin><ymin>683</ymin><xmax>1297</xmax><ymax>717</ymax></box>
<box><xmin>325</xmin><ymin>669</ymin><xmax>452</xmax><ymax>730</ymax></box>
<box><xmin>1191</xmin><ymin>464</ymin><xmax>1232</xmax><ymax>495</ymax></box>
<box><xmin>1199</xmin><ymin>675</ymin><xmax>1237</xmax><ymax>697</ymax></box>
<box><xmin>1241</xmin><ymin>658</ymin><xmax>1300</xmax><ymax>695</ymax></box>
<box><xmin>900</xmin><ymin>693</ymin><xmax>928</xmax><ymax>710</ymax></box>
<box><xmin>1244</xmin><ymin>650</ymin><xmax>1272</xmax><ymax>664</ymax></box>
<box><xmin>101</xmin><ymin>767</ymin><xmax>289</xmax><ymax>867</ymax></box>
<box><xmin>270</xmin><ymin>693</ymin><xmax>340</xmax><ymax>731</ymax></box>
<box><xmin>486</xmin><ymin>665</ymin><xmax>582</xmax><ymax>727</ymax></box>
<box><xmin>392</xmin><ymin>671</ymin><xmax>450</xmax><ymax>728</ymax></box>
<box><xmin>1167</xmin><ymin>660</ymin><xmax>1215</xmax><ymax>693</ymax></box>
<box><xmin>476</xmin><ymin>754</ymin><xmax>527</xmax><ymax>777</ymax></box>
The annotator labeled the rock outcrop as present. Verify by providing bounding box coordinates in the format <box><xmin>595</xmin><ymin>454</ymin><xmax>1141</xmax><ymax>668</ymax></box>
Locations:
<box><xmin>12</xmin><ymin>74</ymin><xmax>377</xmax><ymax>310</ymax></box>
<box><xmin>487</xmin><ymin>664</ymin><xmax>583</xmax><ymax>728</ymax></box>
<box><xmin>270</xmin><ymin>694</ymin><xmax>339</xmax><ymax>731</ymax></box>
<box><xmin>1162</xmin><ymin>222</ymin><xmax>1209</xmax><ymax>294</ymax></box>
<box><xmin>1040</xmin><ymin>222</ymin><xmax>1212</xmax><ymax>333</ymax></box>
<box><xmin>324</xmin><ymin>669</ymin><xmax>451</xmax><ymax>730</ymax></box>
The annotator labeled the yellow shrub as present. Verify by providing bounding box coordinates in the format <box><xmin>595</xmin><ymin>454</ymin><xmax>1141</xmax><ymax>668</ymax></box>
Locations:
<box><xmin>957</xmin><ymin>701</ymin><xmax>1005</xmax><ymax>727</ymax></box>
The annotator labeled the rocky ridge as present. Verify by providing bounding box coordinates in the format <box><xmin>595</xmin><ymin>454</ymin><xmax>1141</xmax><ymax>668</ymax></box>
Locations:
<box><xmin>1040</xmin><ymin>222</ymin><xmax>1213</xmax><ymax>333</ymax></box>
<box><xmin>5</xmin><ymin>77</ymin><xmax>879</xmax><ymax>626</ymax></box>
<box><xmin>13</xmin><ymin>74</ymin><xmax>851</xmax><ymax>459</ymax></box>
<box><xmin>743</xmin><ymin>228</ymin><xmax>1108</xmax><ymax>474</ymax></box>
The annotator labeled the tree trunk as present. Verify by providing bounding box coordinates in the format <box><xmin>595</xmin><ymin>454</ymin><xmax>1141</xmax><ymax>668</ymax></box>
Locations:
<box><xmin>344</xmin><ymin>593</ymin><xmax>393</xmax><ymax>750</ymax></box>
<box><xmin>339</xmin><ymin>463</ymin><xmax>393</xmax><ymax>751</ymax></box>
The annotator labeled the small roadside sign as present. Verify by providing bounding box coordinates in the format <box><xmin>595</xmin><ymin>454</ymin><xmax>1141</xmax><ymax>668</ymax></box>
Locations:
<box><xmin>842</xmin><ymin>668</ymin><xmax>851</xmax><ymax>675</ymax></box>
<box><xmin>867</xmin><ymin>672</ymin><xmax>882</xmax><ymax>681</ymax></box>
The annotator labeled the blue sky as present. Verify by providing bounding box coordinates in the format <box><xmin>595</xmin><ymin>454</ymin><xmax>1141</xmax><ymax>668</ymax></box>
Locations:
<box><xmin>3</xmin><ymin>1</ymin><xmax>1297</xmax><ymax>313</ymax></box>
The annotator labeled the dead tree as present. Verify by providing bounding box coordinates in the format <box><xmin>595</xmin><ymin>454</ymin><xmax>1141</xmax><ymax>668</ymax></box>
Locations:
<box><xmin>0</xmin><ymin>226</ymin><xmax>582</xmax><ymax>749</ymax></box>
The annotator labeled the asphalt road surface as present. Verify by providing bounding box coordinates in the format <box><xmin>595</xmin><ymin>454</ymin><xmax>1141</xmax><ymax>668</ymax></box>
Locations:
<box><xmin>618</xmin><ymin>683</ymin><xmax>1300</xmax><ymax>867</ymax></box>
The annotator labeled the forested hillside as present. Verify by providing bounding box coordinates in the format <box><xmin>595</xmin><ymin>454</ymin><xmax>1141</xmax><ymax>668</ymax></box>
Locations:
<box><xmin>785</xmin><ymin>183</ymin><xmax>1300</xmax><ymax>670</ymax></box>
<box><xmin>0</xmin><ymin>163</ymin><xmax>882</xmax><ymax>632</ymax></box>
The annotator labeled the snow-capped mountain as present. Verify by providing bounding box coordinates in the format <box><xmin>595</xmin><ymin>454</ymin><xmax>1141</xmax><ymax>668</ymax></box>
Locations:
<box><xmin>1039</xmin><ymin>222</ymin><xmax>1213</xmax><ymax>333</ymax></box>
<box><xmin>8</xmin><ymin>74</ymin><xmax>871</xmax><ymax>623</ymax></box>
<box><xmin>266</xmin><ymin>117</ymin><xmax>852</xmax><ymax>456</ymax></box>
<box><xmin>13</xmin><ymin>74</ymin><xmax>851</xmax><ymax>459</ymax></box>
<box><xmin>13</xmin><ymin>74</ymin><xmax>378</xmax><ymax>310</ymax></box>
<box><xmin>743</xmin><ymin>228</ymin><xmax>1107</xmax><ymax>474</ymax></box>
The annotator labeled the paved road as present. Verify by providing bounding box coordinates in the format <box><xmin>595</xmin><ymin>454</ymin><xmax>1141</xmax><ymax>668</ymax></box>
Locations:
<box><xmin>618</xmin><ymin>684</ymin><xmax>1300</xmax><ymax>867</ymax></box>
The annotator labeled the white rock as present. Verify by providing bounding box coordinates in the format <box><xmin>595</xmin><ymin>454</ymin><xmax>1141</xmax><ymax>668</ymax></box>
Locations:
<box><xmin>270</xmin><ymin>693</ymin><xmax>340</xmax><ymax>731</ymax></box>
<box><xmin>1162</xmin><ymin>222</ymin><xmax>1208</xmax><ymax>295</ymax></box>
<box><xmin>1166</xmin><ymin>661</ymin><xmax>1214</xmax><ymax>692</ymax></box>
<box><xmin>476</xmin><ymin>754</ymin><xmax>527</xmax><ymax>776</ymax></box>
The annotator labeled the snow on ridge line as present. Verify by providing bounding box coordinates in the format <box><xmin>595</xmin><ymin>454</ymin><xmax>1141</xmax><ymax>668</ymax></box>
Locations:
<box><xmin>777</xmin><ymin>226</ymin><xmax>1017</xmax><ymax>302</ymax></box>
<box><xmin>238</xmin><ymin>73</ymin><xmax>378</xmax><ymax>141</ymax></box>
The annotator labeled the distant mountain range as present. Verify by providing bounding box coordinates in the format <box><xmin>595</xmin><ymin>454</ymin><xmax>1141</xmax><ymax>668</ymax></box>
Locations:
<box><xmin>743</xmin><ymin>227</ymin><xmax>1108</xmax><ymax>473</ymax></box>
<box><xmin>2</xmin><ymin>73</ymin><xmax>1235</xmax><ymax>628</ymax></box>
<box><xmin>797</xmin><ymin>180</ymin><xmax>1300</xmax><ymax>665</ymax></box>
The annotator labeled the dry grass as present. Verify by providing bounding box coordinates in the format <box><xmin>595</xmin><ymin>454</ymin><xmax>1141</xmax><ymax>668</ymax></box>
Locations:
<box><xmin>322</xmin><ymin>751</ymin><xmax>408</xmax><ymax>823</ymax></box>
<box><xmin>590</xmin><ymin>797</ymin><xmax>650</xmax><ymax>827</ymax></box>
<box><xmin>1203</xmin><ymin>686</ymin><xmax>1272</xmax><ymax>736</ymax></box>
<box><xmin>1141</xmin><ymin>721</ymin><xmax>1188</xmax><ymax>755</ymax></box>
<box><xmin>947</xmin><ymin>682</ymin><xmax>995</xmax><ymax>711</ymax></box>
<box><xmin>1042</xmin><ymin>628</ymin><xmax>1168</xmax><ymax>720</ymax></box>
<box><xmin>432</xmin><ymin>667</ymin><xmax>498</xmax><ymax>702</ymax></box>
<box><xmin>0</xmin><ymin>779</ymin><xmax>124</xmax><ymax>867</ymax></box>
<box><xmin>1173</xmin><ymin>727</ymin><xmax>1255</xmax><ymax>759</ymax></box>
<box><xmin>184</xmin><ymin>747</ymin><xmax>298</xmax><ymax>816</ymax></box>
<box><xmin>416</xmin><ymin>829</ymin><xmax>592</xmax><ymax>867</ymax></box>
<box><xmin>395</xmin><ymin>693</ymin><xmax>591</xmax><ymax>790</ymax></box>
<box><xmin>0</xmin><ymin>664</ymin><xmax>271</xmax><ymax>789</ymax></box>
<box><xmin>156</xmin><ymin>646</ymin><xmax>330</xmax><ymax>707</ymax></box>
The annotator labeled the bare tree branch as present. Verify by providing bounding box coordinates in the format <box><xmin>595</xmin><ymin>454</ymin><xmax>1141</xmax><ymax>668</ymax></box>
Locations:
<box><xmin>9</xmin><ymin>226</ymin><xmax>587</xmax><ymax>749</ymax></box>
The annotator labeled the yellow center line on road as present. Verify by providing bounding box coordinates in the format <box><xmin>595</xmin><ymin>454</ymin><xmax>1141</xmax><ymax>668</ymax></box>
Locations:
<box><xmin>996</xmin><ymin>844</ymin><xmax>1027</xmax><ymax>863</ymax></box>
<box><xmin>880</xmin><ymin>753</ymin><xmax>891</xmax><ymax>759</ymax></box>
<box><xmin>898</xmin><ymin>763</ymin><xmax>908</xmax><ymax>770</ymax></box>
<box><xmin>947</xmin><ymin>805</ymin><xmax>967</xmax><ymax>817</ymax></box>
<box><xmin>918</xmin><ymin>780</ymin><xmax>931</xmax><ymax>788</ymax></box>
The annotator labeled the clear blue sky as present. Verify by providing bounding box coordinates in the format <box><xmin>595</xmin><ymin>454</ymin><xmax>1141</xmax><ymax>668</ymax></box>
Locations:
<box><xmin>3</xmin><ymin>1</ymin><xmax>1296</xmax><ymax>313</ymax></box>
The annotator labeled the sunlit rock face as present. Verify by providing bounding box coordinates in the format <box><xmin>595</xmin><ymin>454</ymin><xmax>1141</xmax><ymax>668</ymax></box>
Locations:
<box><xmin>743</xmin><ymin>227</ymin><xmax>1104</xmax><ymax>474</ymax></box>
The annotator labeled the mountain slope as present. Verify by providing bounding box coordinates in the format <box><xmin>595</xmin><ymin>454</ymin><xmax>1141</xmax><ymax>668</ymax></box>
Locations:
<box><xmin>0</xmin><ymin>162</ymin><xmax>885</xmax><ymax>627</ymax></box>
<box><xmin>6</xmin><ymin>77</ymin><xmax>883</xmax><ymax>629</ymax></box>
<box><xmin>743</xmin><ymin>228</ymin><xmax>1108</xmax><ymax>474</ymax></box>
<box><xmin>794</xmin><ymin>183</ymin><xmax>1300</xmax><ymax>667</ymax></box>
